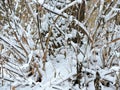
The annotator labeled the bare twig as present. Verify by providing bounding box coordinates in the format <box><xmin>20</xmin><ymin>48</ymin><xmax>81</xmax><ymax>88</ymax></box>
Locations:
<box><xmin>42</xmin><ymin>25</ymin><xmax>52</xmax><ymax>70</ymax></box>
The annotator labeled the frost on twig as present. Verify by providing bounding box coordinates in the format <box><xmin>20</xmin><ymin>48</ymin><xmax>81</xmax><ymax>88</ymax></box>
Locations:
<box><xmin>0</xmin><ymin>0</ymin><xmax>120</xmax><ymax>90</ymax></box>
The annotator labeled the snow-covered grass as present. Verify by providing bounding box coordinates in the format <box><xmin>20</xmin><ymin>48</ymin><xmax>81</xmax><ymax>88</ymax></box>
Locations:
<box><xmin>0</xmin><ymin>0</ymin><xmax>120</xmax><ymax>90</ymax></box>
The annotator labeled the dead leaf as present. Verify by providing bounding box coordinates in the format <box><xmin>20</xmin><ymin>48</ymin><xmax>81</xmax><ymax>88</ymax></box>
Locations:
<box><xmin>11</xmin><ymin>86</ymin><xmax>16</xmax><ymax>90</ymax></box>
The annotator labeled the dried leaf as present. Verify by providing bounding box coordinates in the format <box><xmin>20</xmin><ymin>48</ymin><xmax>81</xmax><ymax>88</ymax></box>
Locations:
<box><xmin>0</xmin><ymin>44</ymin><xmax>4</xmax><ymax>52</ymax></box>
<box><xmin>22</xmin><ymin>35</ymin><xmax>28</xmax><ymax>45</ymax></box>
<box><xmin>17</xmin><ymin>58</ymin><xmax>24</xmax><ymax>64</ymax></box>
<box><xmin>11</xmin><ymin>86</ymin><xmax>16</xmax><ymax>90</ymax></box>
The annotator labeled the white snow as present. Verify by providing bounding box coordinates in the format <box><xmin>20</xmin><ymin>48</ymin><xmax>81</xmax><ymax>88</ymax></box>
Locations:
<box><xmin>0</xmin><ymin>0</ymin><xmax>120</xmax><ymax>90</ymax></box>
<box><xmin>38</xmin><ymin>0</ymin><xmax>44</xmax><ymax>5</ymax></box>
<box><xmin>76</xmin><ymin>0</ymin><xmax>82</xmax><ymax>4</ymax></box>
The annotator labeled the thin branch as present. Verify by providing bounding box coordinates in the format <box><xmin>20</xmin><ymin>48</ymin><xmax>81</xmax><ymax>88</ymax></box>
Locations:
<box><xmin>0</xmin><ymin>77</ymin><xmax>14</xmax><ymax>82</ymax></box>
<box><xmin>60</xmin><ymin>1</ymin><xmax>78</xmax><ymax>12</ymax></box>
<box><xmin>42</xmin><ymin>4</ymin><xmax>66</xmax><ymax>18</ymax></box>
<box><xmin>0</xmin><ymin>36</ymin><xmax>26</xmax><ymax>58</ymax></box>
<box><xmin>107</xmin><ymin>38</ymin><xmax>120</xmax><ymax>45</ymax></box>
<box><xmin>3</xmin><ymin>67</ymin><xmax>23</xmax><ymax>77</ymax></box>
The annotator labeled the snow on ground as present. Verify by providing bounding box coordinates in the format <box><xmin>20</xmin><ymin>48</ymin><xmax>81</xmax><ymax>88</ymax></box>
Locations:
<box><xmin>1</xmin><ymin>45</ymin><xmax>119</xmax><ymax>90</ymax></box>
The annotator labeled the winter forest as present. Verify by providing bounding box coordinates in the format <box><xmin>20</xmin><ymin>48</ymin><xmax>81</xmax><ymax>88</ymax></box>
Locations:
<box><xmin>0</xmin><ymin>0</ymin><xmax>120</xmax><ymax>90</ymax></box>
